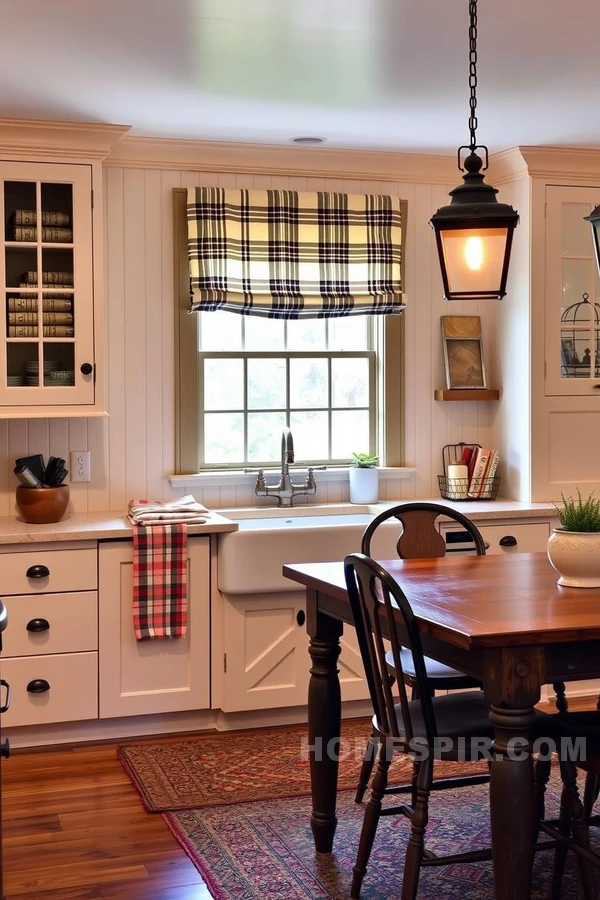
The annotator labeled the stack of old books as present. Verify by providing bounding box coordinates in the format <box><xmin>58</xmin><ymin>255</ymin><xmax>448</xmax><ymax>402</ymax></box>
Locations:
<box><xmin>7</xmin><ymin>271</ymin><xmax>74</xmax><ymax>338</ymax></box>
<box><xmin>11</xmin><ymin>209</ymin><xmax>73</xmax><ymax>243</ymax></box>
<box><xmin>463</xmin><ymin>446</ymin><xmax>500</xmax><ymax>499</ymax></box>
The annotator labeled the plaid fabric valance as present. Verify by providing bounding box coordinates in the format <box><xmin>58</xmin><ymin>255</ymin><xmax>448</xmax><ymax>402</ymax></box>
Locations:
<box><xmin>186</xmin><ymin>187</ymin><xmax>405</xmax><ymax>319</ymax></box>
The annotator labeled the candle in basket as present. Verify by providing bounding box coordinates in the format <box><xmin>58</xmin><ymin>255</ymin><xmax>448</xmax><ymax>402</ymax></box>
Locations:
<box><xmin>447</xmin><ymin>462</ymin><xmax>469</xmax><ymax>499</ymax></box>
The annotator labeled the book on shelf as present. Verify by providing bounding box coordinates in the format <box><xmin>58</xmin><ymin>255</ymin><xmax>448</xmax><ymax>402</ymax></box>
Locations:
<box><xmin>13</xmin><ymin>210</ymin><xmax>70</xmax><ymax>227</ymax></box>
<box><xmin>21</xmin><ymin>271</ymin><xmax>73</xmax><ymax>285</ymax></box>
<box><xmin>467</xmin><ymin>447</ymin><xmax>491</xmax><ymax>498</ymax></box>
<box><xmin>43</xmin><ymin>326</ymin><xmax>74</xmax><ymax>337</ymax></box>
<box><xmin>8</xmin><ymin>326</ymin><xmax>37</xmax><ymax>337</ymax></box>
<box><xmin>8</xmin><ymin>313</ymin><xmax>37</xmax><ymax>325</ymax></box>
<box><xmin>10</xmin><ymin>297</ymin><xmax>73</xmax><ymax>311</ymax></box>
<box><xmin>13</xmin><ymin>226</ymin><xmax>73</xmax><ymax>243</ymax></box>
<box><xmin>42</xmin><ymin>313</ymin><xmax>74</xmax><ymax>324</ymax></box>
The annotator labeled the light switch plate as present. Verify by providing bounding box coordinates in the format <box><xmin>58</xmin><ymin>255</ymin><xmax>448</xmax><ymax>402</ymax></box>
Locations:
<box><xmin>70</xmin><ymin>450</ymin><xmax>91</xmax><ymax>483</ymax></box>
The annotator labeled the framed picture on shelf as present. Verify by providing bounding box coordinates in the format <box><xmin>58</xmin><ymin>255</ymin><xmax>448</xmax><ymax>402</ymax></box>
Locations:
<box><xmin>441</xmin><ymin>315</ymin><xmax>487</xmax><ymax>389</ymax></box>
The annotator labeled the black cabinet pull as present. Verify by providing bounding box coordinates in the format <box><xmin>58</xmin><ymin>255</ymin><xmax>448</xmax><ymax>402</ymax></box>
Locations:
<box><xmin>26</xmin><ymin>618</ymin><xmax>50</xmax><ymax>633</ymax></box>
<box><xmin>0</xmin><ymin>739</ymin><xmax>10</xmax><ymax>759</ymax></box>
<box><xmin>26</xmin><ymin>564</ymin><xmax>49</xmax><ymax>579</ymax></box>
<box><xmin>80</xmin><ymin>362</ymin><xmax>93</xmax><ymax>375</ymax></box>
<box><xmin>0</xmin><ymin>679</ymin><xmax>10</xmax><ymax>713</ymax></box>
<box><xmin>296</xmin><ymin>609</ymin><xmax>306</xmax><ymax>627</ymax></box>
<box><xmin>27</xmin><ymin>679</ymin><xmax>50</xmax><ymax>694</ymax></box>
<box><xmin>499</xmin><ymin>535</ymin><xmax>518</xmax><ymax>547</ymax></box>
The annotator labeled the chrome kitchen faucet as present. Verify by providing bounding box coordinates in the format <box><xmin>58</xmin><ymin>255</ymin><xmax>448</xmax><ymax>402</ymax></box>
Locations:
<box><xmin>244</xmin><ymin>427</ymin><xmax>325</xmax><ymax>507</ymax></box>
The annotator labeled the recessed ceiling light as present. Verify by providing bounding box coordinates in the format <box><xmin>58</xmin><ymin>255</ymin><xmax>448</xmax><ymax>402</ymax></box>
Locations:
<box><xmin>290</xmin><ymin>136</ymin><xmax>326</xmax><ymax>145</ymax></box>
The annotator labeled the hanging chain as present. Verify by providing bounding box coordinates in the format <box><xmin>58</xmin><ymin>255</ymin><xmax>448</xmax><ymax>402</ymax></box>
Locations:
<box><xmin>468</xmin><ymin>0</ymin><xmax>478</xmax><ymax>151</ymax></box>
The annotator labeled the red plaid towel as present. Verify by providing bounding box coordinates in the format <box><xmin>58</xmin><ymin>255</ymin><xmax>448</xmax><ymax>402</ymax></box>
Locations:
<box><xmin>131</xmin><ymin>523</ymin><xmax>188</xmax><ymax>641</ymax></box>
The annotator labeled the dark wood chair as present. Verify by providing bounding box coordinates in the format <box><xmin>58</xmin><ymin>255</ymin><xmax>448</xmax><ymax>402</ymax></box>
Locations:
<box><xmin>344</xmin><ymin>552</ymin><xmax>556</xmax><ymax>900</ymax></box>
<box><xmin>536</xmin><ymin>710</ymin><xmax>600</xmax><ymax>900</ymax></box>
<box><xmin>355</xmin><ymin>501</ymin><xmax>487</xmax><ymax>802</ymax></box>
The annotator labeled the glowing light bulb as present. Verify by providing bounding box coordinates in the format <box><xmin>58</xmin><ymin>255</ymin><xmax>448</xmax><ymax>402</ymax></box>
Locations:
<box><xmin>464</xmin><ymin>236</ymin><xmax>484</xmax><ymax>271</ymax></box>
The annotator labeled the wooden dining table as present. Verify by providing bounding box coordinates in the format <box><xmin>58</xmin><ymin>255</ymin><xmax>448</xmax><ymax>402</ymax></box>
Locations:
<box><xmin>283</xmin><ymin>550</ymin><xmax>600</xmax><ymax>900</ymax></box>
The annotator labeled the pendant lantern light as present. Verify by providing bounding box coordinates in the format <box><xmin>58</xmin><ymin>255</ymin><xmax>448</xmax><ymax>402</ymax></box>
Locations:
<box><xmin>584</xmin><ymin>205</ymin><xmax>600</xmax><ymax>280</ymax></box>
<box><xmin>429</xmin><ymin>0</ymin><xmax>519</xmax><ymax>301</ymax></box>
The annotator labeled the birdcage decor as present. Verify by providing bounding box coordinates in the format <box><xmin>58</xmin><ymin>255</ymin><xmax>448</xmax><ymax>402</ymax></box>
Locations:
<box><xmin>438</xmin><ymin>441</ymin><xmax>500</xmax><ymax>501</ymax></box>
<box><xmin>560</xmin><ymin>292</ymin><xmax>600</xmax><ymax>379</ymax></box>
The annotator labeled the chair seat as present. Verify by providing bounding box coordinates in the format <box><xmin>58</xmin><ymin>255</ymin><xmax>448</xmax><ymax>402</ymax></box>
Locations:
<box><xmin>373</xmin><ymin>690</ymin><xmax>557</xmax><ymax>760</ymax></box>
<box><xmin>386</xmin><ymin>648</ymin><xmax>481</xmax><ymax>690</ymax></box>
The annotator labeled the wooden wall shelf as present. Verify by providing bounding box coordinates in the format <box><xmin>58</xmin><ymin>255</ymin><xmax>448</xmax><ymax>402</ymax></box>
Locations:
<box><xmin>434</xmin><ymin>389</ymin><xmax>500</xmax><ymax>401</ymax></box>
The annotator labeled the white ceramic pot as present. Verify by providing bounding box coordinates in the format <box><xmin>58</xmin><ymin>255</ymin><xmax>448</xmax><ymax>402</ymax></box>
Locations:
<box><xmin>349</xmin><ymin>466</ymin><xmax>378</xmax><ymax>504</ymax></box>
<box><xmin>547</xmin><ymin>528</ymin><xmax>600</xmax><ymax>587</ymax></box>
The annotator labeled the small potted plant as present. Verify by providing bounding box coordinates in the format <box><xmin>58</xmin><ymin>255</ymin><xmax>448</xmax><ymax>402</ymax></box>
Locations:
<box><xmin>349</xmin><ymin>451</ymin><xmax>379</xmax><ymax>504</ymax></box>
<box><xmin>547</xmin><ymin>489</ymin><xmax>600</xmax><ymax>587</ymax></box>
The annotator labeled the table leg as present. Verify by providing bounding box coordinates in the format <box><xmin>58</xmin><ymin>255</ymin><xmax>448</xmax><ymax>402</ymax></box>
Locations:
<box><xmin>489</xmin><ymin>702</ymin><xmax>538</xmax><ymax>899</ymax></box>
<box><xmin>307</xmin><ymin>595</ymin><xmax>342</xmax><ymax>853</ymax></box>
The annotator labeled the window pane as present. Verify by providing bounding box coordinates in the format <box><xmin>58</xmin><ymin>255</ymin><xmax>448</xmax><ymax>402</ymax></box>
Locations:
<box><xmin>204</xmin><ymin>358</ymin><xmax>243</xmax><ymax>410</ymax></box>
<box><xmin>244</xmin><ymin>316</ymin><xmax>284</xmax><ymax>350</ymax></box>
<box><xmin>328</xmin><ymin>317</ymin><xmax>368</xmax><ymax>350</ymax></box>
<box><xmin>332</xmin><ymin>357</ymin><xmax>369</xmax><ymax>407</ymax></box>
<box><xmin>290</xmin><ymin>411</ymin><xmax>328</xmax><ymax>460</ymax></box>
<box><xmin>199</xmin><ymin>311</ymin><xmax>242</xmax><ymax>351</ymax></box>
<box><xmin>290</xmin><ymin>358</ymin><xmax>328</xmax><ymax>408</ymax></box>
<box><xmin>331</xmin><ymin>409</ymin><xmax>369</xmax><ymax>460</ymax></box>
<box><xmin>205</xmin><ymin>413</ymin><xmax>244</xmax><ymax>462</ymax></box>
<box><xmin>286</xmin><ymin>319</ymin><xmax>327</xmax><ymax>350</ymax></box>
<box><xmin>248</xmin><ymin>412</ymin><xmax>287</xmax><ymax>462</ymax></box>
<box><xmin>247</xmin><ymin>358</ymin><xmax>286</xmax><ymax>409</ymax></box>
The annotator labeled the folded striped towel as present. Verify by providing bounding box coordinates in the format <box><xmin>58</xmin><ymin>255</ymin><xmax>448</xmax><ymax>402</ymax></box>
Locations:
<box><xmin>128</xmin><ymin>495</ymin><xmax>209</xmax><ymax>526</ymax></box>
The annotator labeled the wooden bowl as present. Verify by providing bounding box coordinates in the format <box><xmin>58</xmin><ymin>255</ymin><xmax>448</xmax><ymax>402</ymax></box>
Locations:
<box><xmin>16</xmin><ymin>485</ymin><xmax>70</xmax><ymax>524</ymax></box>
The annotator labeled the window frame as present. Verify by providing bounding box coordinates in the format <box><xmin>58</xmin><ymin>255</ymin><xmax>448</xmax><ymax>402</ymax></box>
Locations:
<box><xmin>174</xmin><ymin>187</ymin><xmax>406</xmax><ymax>474</ymax></box>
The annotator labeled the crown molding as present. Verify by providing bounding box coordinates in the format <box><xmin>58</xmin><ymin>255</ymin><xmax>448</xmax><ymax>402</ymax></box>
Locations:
<box><xmin>490</xmin><ymin>145</ymin><xmax>600</xmax><ymax>185</ymax></box>
<box><xmin>106</xmin><ymin>135</ymin><xmax>459</xmax><ymax>184</ymax></box>
<box><xmin>0</xmin><ymin>118</ymin><xmax>131</xmax><ymax>160</ymax></box>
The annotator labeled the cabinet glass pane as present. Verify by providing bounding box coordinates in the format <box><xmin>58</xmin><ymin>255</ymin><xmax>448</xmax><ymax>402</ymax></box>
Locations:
<box><xmin>4</xmin><ymin>181</ymin><xmax>36</xmax><ymax>243</ymax></box>
<box><xmin>562</xmin><ymin>259</ymin><xmax>592</xmax><ymax>310</ymax></box>
<box><xmin>7</xmin><ymin>343</ymin><xmax>40</xmax><ymax>386</ymax></box>
<box><xmin>42</xmin><ymin>344</ymin><xmax>75</xmax><ymax>385</ymax></box>
<box><xmin>5</xmin><ymin>247</ymin><xmax>36</xmax><ymax>289</ymax></box>
<box><xmin>40</xmin><ymin>183</ymin><xmax>73</xmax><ymax>243</ymax></box>
<box><xmin>561</xmin><ymin>328</ymin><xmax>592</xmax><ymax>378</ymax></box>
<box><xmin>561</xmin><ymin>202</ymin><xmax>592</xmax><ymax>257</ymax></box>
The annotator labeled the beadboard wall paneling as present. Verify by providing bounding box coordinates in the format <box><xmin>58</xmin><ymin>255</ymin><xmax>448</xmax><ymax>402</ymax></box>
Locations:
<box><xmin>0</xmin><ymin>165</ymin><xmax>503</xmax><ymax>513</ymax></box>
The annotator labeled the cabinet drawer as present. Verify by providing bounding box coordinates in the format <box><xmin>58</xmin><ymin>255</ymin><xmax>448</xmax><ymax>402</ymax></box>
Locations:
<box><xmin>1</xmin><ymin>652</ymin><xmax>98</xmax><ymax>728</ymax></box>
<box><xmin>0</xmin><ymin>548</ymin><xmax>97</xmax><ymax>595</ymax></box>
<box><xmin>478</xmin><ymin>523</ymin><xmax>550</xmax><ymax>554</ymax></box>
<box><xmin>1</xmin><ymin>591</ymin><xmax>97</xmax><ymax>657</ymax></box>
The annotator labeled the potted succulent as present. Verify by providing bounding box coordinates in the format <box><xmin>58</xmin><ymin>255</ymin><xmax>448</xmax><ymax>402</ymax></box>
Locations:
<box><xmin>349</xmin><ymin>452</ymin><xmax>379</xmax><ymax>504</ymax></box>
<box><xmin>547</xmin><ymin>489</ymin><xmax>600</xmax><ymax>587</ymax></box>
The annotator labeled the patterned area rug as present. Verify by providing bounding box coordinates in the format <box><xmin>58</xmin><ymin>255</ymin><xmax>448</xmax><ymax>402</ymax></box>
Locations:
<box><xmin>165</xmin><ymin>780</ymin><xmax>589</xmax><ymax>900</ymax></box>
<box><xmin>119</xmin><ymin>720</ymin><xmax>488</xmax><ymax>812</ymax></box>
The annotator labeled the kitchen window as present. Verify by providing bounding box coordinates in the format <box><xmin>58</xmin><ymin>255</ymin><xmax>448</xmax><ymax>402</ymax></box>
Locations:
<box><xmin>174</xmin><ymin>188</ymin><xmax>405</xmax><ymax>473</ymax></box>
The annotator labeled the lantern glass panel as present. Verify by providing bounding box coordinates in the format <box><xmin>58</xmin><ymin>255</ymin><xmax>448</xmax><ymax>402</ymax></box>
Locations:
<box><xmin>440</xmin><ymin>227</ymin><xmax>509</xmax><ymax>295</ymax></box>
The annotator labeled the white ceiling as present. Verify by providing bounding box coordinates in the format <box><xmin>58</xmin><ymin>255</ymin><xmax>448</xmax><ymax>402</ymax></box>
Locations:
<box><xmin>0</xmin><ymin>0</ymin><xmax>598</xmax><ymax>154</ymax></box>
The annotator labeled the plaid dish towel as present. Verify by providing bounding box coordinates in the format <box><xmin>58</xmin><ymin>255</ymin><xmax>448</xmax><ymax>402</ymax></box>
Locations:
<box><xmin>131</xmin><ymin>519</ymin><xmax>188</xmax><ymax>642</ymax></box>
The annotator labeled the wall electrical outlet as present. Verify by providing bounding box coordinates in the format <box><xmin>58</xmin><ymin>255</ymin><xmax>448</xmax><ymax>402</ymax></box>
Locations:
<box><xmin>70</xmin><ymin>450</ymin><xmax>91</xmax><ymax>483</ymax></box>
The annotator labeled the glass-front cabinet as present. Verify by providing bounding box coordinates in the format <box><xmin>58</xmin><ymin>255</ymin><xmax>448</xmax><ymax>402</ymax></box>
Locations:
<box><xmin>545</xmin><ymin>184</ymin><xmax>600</xmax><ymax>395</ymax></box>
<box><xmin>0</xmin><ymin>161</ymin><xmax>95</xmax><ymax>410</ymax></box>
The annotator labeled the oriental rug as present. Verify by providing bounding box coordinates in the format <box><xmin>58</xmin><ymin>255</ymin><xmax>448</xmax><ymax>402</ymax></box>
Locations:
<box><xmin>119</xmin><ymin>720</ymin><xmax>487</xmax><ymax>812</ymax></box>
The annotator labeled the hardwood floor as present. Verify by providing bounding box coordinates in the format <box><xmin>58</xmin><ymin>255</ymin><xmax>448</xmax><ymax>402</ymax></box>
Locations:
<box><xmin>2</xmin><ymin>742</ymin><xmax>211</xmax><ymax>899</ymax></box>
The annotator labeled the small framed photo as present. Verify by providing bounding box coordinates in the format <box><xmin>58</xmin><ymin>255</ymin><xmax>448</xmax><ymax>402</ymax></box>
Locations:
<box><xmin>441</xmin><ymin>316</ymin><xmax>487</xmax><ymax>389</ymax></box>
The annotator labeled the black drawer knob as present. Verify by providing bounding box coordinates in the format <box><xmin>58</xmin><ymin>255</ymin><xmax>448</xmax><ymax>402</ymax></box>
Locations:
<box><xmin>26</xmin><ymin>618</ymin><xmax>50</xmax><ymax>633</ymax></box>
<box><xmin>0</xmin><ymin>739</ymin><xmax>10</xmax><ymax>759</ymax></box>
<box><xmin>0</xmin><ymin>679</ymin><xmax>10</xmax><ymax>714</ymax></box>
<box><xmin>80</xmin><ymin>362</ymin><xmax>93</xmax><ymax>375</ymax></box>
<box><xmin>499</xmin><ymin>535</ymin><xmax>518</xmax><ymax>547</ymax></box>
<box><xmin>26</xmin><ymin>565</ymin><xmax>49</xmax><ymax>579</ymax></box>
<box><xmin>296</xmin><ymin>609</ymin><xmax>306</xmax><ymax>627</ymax></box>
<box><xmin>27</xmin><ymin>679</ymin><xmax>50</xmax><ymax>694</ymax></box>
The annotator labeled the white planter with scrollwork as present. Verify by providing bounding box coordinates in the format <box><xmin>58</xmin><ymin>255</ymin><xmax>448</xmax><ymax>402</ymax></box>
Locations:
<box><xmin>547</xmin><ymin>529</ymin><xmax>600</xmax><ymax>587</ymax></box>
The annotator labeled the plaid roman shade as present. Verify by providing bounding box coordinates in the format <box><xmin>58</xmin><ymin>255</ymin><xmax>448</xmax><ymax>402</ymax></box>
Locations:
<box><xmin>186</xmin><ymin>187</ymin><xmax>405</xmax><ymax>318</ymax></box>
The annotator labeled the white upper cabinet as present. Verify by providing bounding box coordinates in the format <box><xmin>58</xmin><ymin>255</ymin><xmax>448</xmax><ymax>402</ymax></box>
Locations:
<box><xmin>0</xmin><ymin>160</ymin><xmax>101</xmax><ymax>416</ymax></box>
<box><xmin>545</xmin><ymin>184</ymin><xmax>600</xmax><ymax>396</ymax></box>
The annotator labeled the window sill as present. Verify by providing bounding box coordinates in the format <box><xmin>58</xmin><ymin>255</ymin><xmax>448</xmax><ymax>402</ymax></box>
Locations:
<box><xmin>169</xmin><ymin>466</ymin><xmax>416</xmax><ymax>488</ymax></box>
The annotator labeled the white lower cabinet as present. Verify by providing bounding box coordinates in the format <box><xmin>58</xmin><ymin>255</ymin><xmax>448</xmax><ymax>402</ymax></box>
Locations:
<box><xmin>98</xmin><ymin>537</ymin><xmax>211</xmax><ymax>718</ymax></box>
<box><xmin>220</xmin><ymin>590</ymin><xmax>370</xmax><ymax>712</ymax></box>
<box><xmin>2</xmin><ymin>652</ymin><xmax>98</xmax><ymax>728</ymax></box>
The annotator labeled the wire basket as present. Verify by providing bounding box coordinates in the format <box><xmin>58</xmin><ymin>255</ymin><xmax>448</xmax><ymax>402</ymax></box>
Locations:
<box><xmin>438</xmin><ymin>473</ymin><xmax>500</xmax><ymax>501</ymax></box>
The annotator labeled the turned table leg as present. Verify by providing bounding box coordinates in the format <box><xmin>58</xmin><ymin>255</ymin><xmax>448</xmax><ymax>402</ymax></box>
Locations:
<box><xmin>306</xmin><ymin>591</ymin><xmax>342</xmax><ymax>853</ymax></box>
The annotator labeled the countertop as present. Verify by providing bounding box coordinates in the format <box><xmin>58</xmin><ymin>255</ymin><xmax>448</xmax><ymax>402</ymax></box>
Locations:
<box><xmin>0</xmin><ymin>511</ymin><xmax>239</xmax><ymax>544</ymax></box>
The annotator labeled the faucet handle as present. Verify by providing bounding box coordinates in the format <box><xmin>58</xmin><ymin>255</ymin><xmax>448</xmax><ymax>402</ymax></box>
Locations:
<box><xmin>307</xmin><ymin>465</ymin><xmax>327</xmax><ymax>471</ymax></box>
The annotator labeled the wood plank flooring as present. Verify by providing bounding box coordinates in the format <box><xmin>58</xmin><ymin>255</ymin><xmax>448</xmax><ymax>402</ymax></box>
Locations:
<box><xmin>2</xmin><ymin>741</ymin><xmax>211</xmax><ymax>900</ymax></box>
